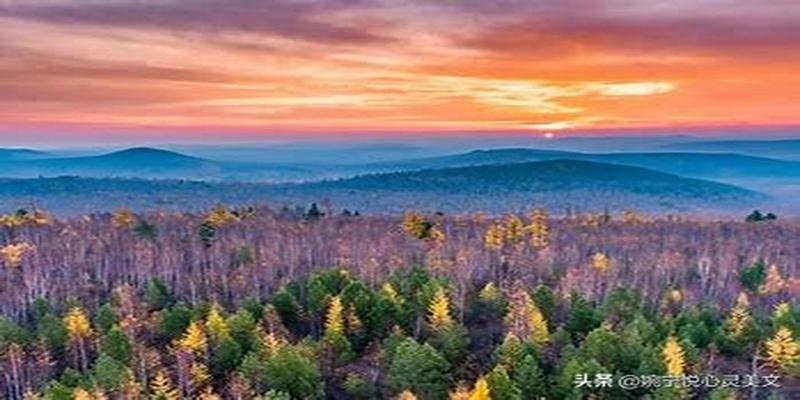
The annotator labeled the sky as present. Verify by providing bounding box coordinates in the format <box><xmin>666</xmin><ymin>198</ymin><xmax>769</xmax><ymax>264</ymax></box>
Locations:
<box><xmin>0</xmin><ymin>0</ymin><xmax>799</xmax><ymax>143</ymax></box>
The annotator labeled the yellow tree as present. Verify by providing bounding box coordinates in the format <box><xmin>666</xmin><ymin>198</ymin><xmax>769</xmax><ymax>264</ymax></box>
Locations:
<box><xmin>759</xmin><ymin>264</ymin><xmax>786</xmax><ymax>295</ymax></box>
<box><xmin>73</xmin><ymin>388</ymin><xmax>93</xmax><ymax>400</ymax></box>
<box><xmin>483</xmin><ymin>223</ymin><xmax>505</xmax><ymax>251</ymax></box>
<box><xmin>205</xmin><ymin>303</ymin><xmax>229</xmax><ymax>340</ymax></box>
<box><xmin>526</xmin><ymin>208</ymin><xmax>549</xmax><ymax>249</ymax></box>
<box><xmin>428</xmin><ymin>288</ymin><xmax>454</xmax><ymax>330</ymax></box>
<box><xmin>0</xmin><ymin>242</ymin><xmax>34</xmax><ymax>269</ymax></box>
<box><xmin>178</xmin><ymin>321</ymin><xmax>208</xmax><ymax>355</ymax></box>
<box><xmin>64</xmin><ymin>307</ymin><xmax>93</xmax><ymax>371</ymax></box>
<box><xmin>528</xmin><ymin>305</ymin><xmax>550</xmax><ymax>346</ymax></box>
<box><xmin>325</xmin><ymin>296</ymin><xmax>345</xmax><ymax>336</ymax></box>
<box><xmin>478</xmin><ymin>282</ymin><xmax>501</xmax><ymax>303</ymax></box>
<box><xmin>662</xmin><ymin>336</ymin><xmax>686</xmax><ymax>376</ymax></box>
<box><xmin>726</xmin><ymin>293</ymin><xmax>751</xmax><ymax>336</ymax></box>
<box><xmin>112</xmin><ymin>208</ymin><xmax>136</xmax><ymax>229</ymax></box>
<box><xmin>150</xmin><ymin>371</ymin><xmax>180</xmax><ymax>400</ymax></box>
<box><xmin>468</xmin><ymin>377</ymin><xmax>491</xmax><ymax>400</ymax></box>
<box><xmin>504</xmin><ymin>215</ymin><xmax>525</xmax><ymax>244</ymax></box>
<box><xmin>396</xmin><ymin>391</ymin><xmax>418</xmax><ymax>400</ymax></box>
<box><xmin>590</xmin><ymin>252</ymin><xmax>611</xmax><ymax>272</ymax></box>
<box><xmin>382</xmin><ymin>283</ymin><xmax>404</xmax><ymax>305</ymax></box>
<box><xmin>504</xmin><ymin>286</ymin><xmax>549</xmax><ymax>345</ymax></box>
<box><xmin>204</xmin><ymin>204</ymin><xmax>238</xmax><ymax>227</ymax></box>
<box><xmin>765</xmin><ymin>328</ymin><xmax>799</xmax><ymax>372</ymax></box>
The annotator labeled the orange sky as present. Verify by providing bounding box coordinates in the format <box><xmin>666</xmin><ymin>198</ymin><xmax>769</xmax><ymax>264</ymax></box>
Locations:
<box><xmin>0</xmin><ymin>0</ymin><xmax>799</xmax><ymax>137</ymax></box>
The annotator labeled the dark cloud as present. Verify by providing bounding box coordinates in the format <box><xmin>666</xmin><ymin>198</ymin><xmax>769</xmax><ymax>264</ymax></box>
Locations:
<box><xmin>0</xmin><ymin>0</ymin><xmax>388</xmax><ymax>45</ymax></box>
<box><xmin>457</xmin><ymin>2</ymin><xmax>800</xmax><ymax>58</ymax></box>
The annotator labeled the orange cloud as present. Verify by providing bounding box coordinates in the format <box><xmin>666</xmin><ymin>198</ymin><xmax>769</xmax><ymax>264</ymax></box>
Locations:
<box><xmin>0</xmin><ymin>0</ymin><xmax>798</xmax><ymax>136</ymax></box>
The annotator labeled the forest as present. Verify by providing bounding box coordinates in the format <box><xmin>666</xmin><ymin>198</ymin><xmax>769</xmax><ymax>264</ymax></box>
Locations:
<box><xmin>0</xmin><ymin>205</ymin><xmax>797</xmax><ymax>399</ymax></box>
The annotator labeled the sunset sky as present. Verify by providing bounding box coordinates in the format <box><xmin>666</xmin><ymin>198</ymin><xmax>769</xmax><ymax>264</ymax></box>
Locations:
<box><xmin>1</xmin><ymin>0</ymin><xmax>799</xmax><ymax>142</ymax></box>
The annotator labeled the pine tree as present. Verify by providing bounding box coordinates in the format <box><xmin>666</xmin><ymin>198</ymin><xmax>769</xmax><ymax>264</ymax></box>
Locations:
<box><xmin>662</xmin><ymin>335</ymin><xmax>686</xmax><ymax>376</ymax></box>
<box><xmin>324</xmin><ymin>296</ymin><xmax>345</xmax><ymax>336</ymax></box>
<box><xmin>178</xmin><ymin>321</ymin><xmax>208</xmax><ymax>354</ymax></box>
<box><xmin>205</xmin><ymin>303</ymin><xmax>230</xmax><ymax>340</ymax></box>
<box><xmin>427</xmin><ymin>287</ymin><xmax>454</xmax><ymax>330</ymax></box>
<box><xmin>487</xmin><ymin>365</ymin><xmax>521</xmax><ymax>400</ymax></box>
<box><xmin>726</xmin><ymin>293</ymin><xmax>751</xmax><ymax>336</ymax></box>
<box><xmin>468</xmin><ymin>376</ymin><xmax>491</xmax><ymax>400</ymax></box>
<box><xmin>528</xmin><ymin>305</ymin><xmax>550</xmax><ymax>346</ymax></box>
<box><xmin>513</xmin><ymin>354</ymin><xmax>545</xmax><ymax>400</ymax></box>
<box><xmin>150</xmin><ymin>371</ymin><xmax>180</xmax><ymax>400</ymax></box>
<box><xmin>765</xmin><ymin>327</ymin><xmax>799</xmax><ymax>372</ymax></box>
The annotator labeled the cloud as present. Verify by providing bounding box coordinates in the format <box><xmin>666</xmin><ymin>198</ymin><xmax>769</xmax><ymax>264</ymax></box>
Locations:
<box><xmin>0</xmin><ymin>0</ymin><xmax>389</xmax><ymax>45</ymax></box>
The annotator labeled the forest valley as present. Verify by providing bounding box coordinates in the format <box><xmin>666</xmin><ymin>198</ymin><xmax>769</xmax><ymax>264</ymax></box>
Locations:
<box><xmin>0</xmin><ymin>205</ymin><xmax>797</xmax><ymax>399</ymax></box>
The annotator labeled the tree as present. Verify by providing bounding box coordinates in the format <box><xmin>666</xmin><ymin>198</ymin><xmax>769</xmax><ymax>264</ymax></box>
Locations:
<box><xmin>178</xmin><ymin>321</ymin><xmax>208</xmax><ymax>355</ymax></box>
<box><xmin>566</xmin><ymin>294</ymin><xmax>601</xmax><ymax>338</ymax></box>
<box><xmin>765</xmin><ymin>327</ymin><xmax>798</xmax><ymax>372</ymax></box>
<box><xmin>526</xmin><ymin>209</ymin><xmax>549</xmax><ymax>249</ymax></box>
<box><xmin>487</xmin><ymin>366</ymin><xmax>521</xmax><ymax>400</ymax></box>
<box><xmin>662</xmin><ymin>336</ymin><xmax>686</xmax><ymax>376</ymax></box>
<box><xmin>145</xmin><ymin>278</ymin><xmax>171</xmax><ymax>311</ymax></box>
<box><xmin>205</xmin><ymin>303</ymin><xmax>230</xmax><ymax>340</ymax></box>
<box><xmin>324</xmin><ymin>296</ymin><xmax>345</xmax><ymax>336</ymax></box>
<box><xmin>63</xmin><ymin>307</ymin><xmax>92</xmax><ymax>371</ymax></box>
<box><xmin>93</xmin><ymin>304</ymin><xmax>118</xmax><ymax>334</ymax></box>
<box><xmin>150</xmin><ymin>371</ymin><xmax>180</xmax><ymax>400</ymax></box>
<box><xmin>468</xmin><ymin>376</ymin><xmax>491</xmax><ymax>400</ymax></box>
<box><xmin>93</xmin><ymin>354</ymin><xmax>130</xmax><ymax>393</ymax></box>
<box><xmin>388</xmin><ymin>338</ymin><xmax>450</xmax><ymax>400</ymax></box>
<box><xmin>739</xmin><ymin>261</ymin><xmax>766</xmax><ymax>292</ymax></box>
<box><xmin>483</xmin><ymin>223</ymin><xmax>505</xmax><ymax>251</ymax></box>
<box><xmin>590</xmin><ymin>251</ymin><xmax>611</xmax><ymax>272</ymax></box>
<box><xmin>263</xmin><ymin>346</ymin><xmax>322</xmax><ymax>399</ymax></box>
<box><xmin>759</xmin><ymin>264</ymin><xmax>786</xmax><ymax>296</ymax></box>
<box><xmin>427</xmin><ymin>288</ymin><xmax>454</xmax><ymax>330</ymax></box>
<box><xmin>726</xmin><ymin>293</ymin><xmax>752</xmax><ymax>337</ymax></box>
<box><xmin>100</xmin><ymin>326</ymin><xmax>132</xmax><ymax>364</ymax></box>
<box><xmin>504</xmin><ymin>286</ymin><xmax>549</xmax><ymax>346</ymax></box>
<box><xmin>111</xmin><ymin>208</ymin><xmax>135</xmax><ymax>229</ymax></box>
<box><xmin>513</xmin><ymin>355</ymin><xmax>545</xmax><ymax>400</ymax></box>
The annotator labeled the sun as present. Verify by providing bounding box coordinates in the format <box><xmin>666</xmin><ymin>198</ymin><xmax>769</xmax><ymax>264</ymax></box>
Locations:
<box><xmin>543</xmin><ymin>132</ymin><xmax>555</xmax><ymax>139</ymax></box>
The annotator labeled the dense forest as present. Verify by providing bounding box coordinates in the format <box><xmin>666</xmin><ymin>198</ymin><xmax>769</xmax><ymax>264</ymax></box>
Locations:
<box><xmin>0</xmin><ymin>205</ymin><xmax>797</xmax><ymax>399</ymax></box>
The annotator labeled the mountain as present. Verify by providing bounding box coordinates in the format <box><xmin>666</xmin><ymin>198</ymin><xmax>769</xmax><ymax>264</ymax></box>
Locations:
<box><xmin>354</xmin><ymin>148</ymin><xmax>800</xmax><ymax>180</ymax></box>
<box><xmin>0</xmin><ymin>148</ymin><xmax>51</xmax><ymax>160</ymax></box>
<box><xmin>0</xmin><ymin>147</ymin><xmax>312</xmax><ymax>181</ymax></box>
<box><xmin>0</xmin><ymin>159</ymin><xmax>766</xmax><ymax>216</ymax></box>
<box><xmin>662</xmin><ymin>139</ymin><xmax>800</xmax><ymax>160</ymax></box>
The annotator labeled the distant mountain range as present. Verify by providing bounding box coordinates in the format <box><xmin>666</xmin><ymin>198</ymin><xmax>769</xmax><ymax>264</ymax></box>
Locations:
<box><xmin>354</xmin><ymin>148</ymin><xmax>800</xmax><ymax>180</ymax></box>
<box><xmin>661</xmin><ymin>139</ymin><xmax>800</xmax><ymax>160</ymax></box>
<box><xmin>0</xmin><ymin>159</ymin><xmax>765</xmax><ymax>216</ymax></box>
<box><xmin>0</xmin><ymin>147</ymin><xmax>310</xmax><ymax>181</ymax></box>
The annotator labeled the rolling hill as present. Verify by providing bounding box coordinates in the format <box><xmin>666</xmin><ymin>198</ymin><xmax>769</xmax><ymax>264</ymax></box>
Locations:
<box><xmin>0</xmin><ymin>147</ymin><xmax>311</xmax><ymax>181</ymax></box>
<box><xmin>353</xmin><ymin>148</ymin><xmax>800</xmax><ymax>180</ymax></box>
<box><xmin>0</xmin><ymin>159</ymin><xmax>766</xmax><ymax>216</ymax></box>
<box><xmin>662</xmin><ymin>139</ymin><xmax>800</xmax><ymax>160</ymax></box>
